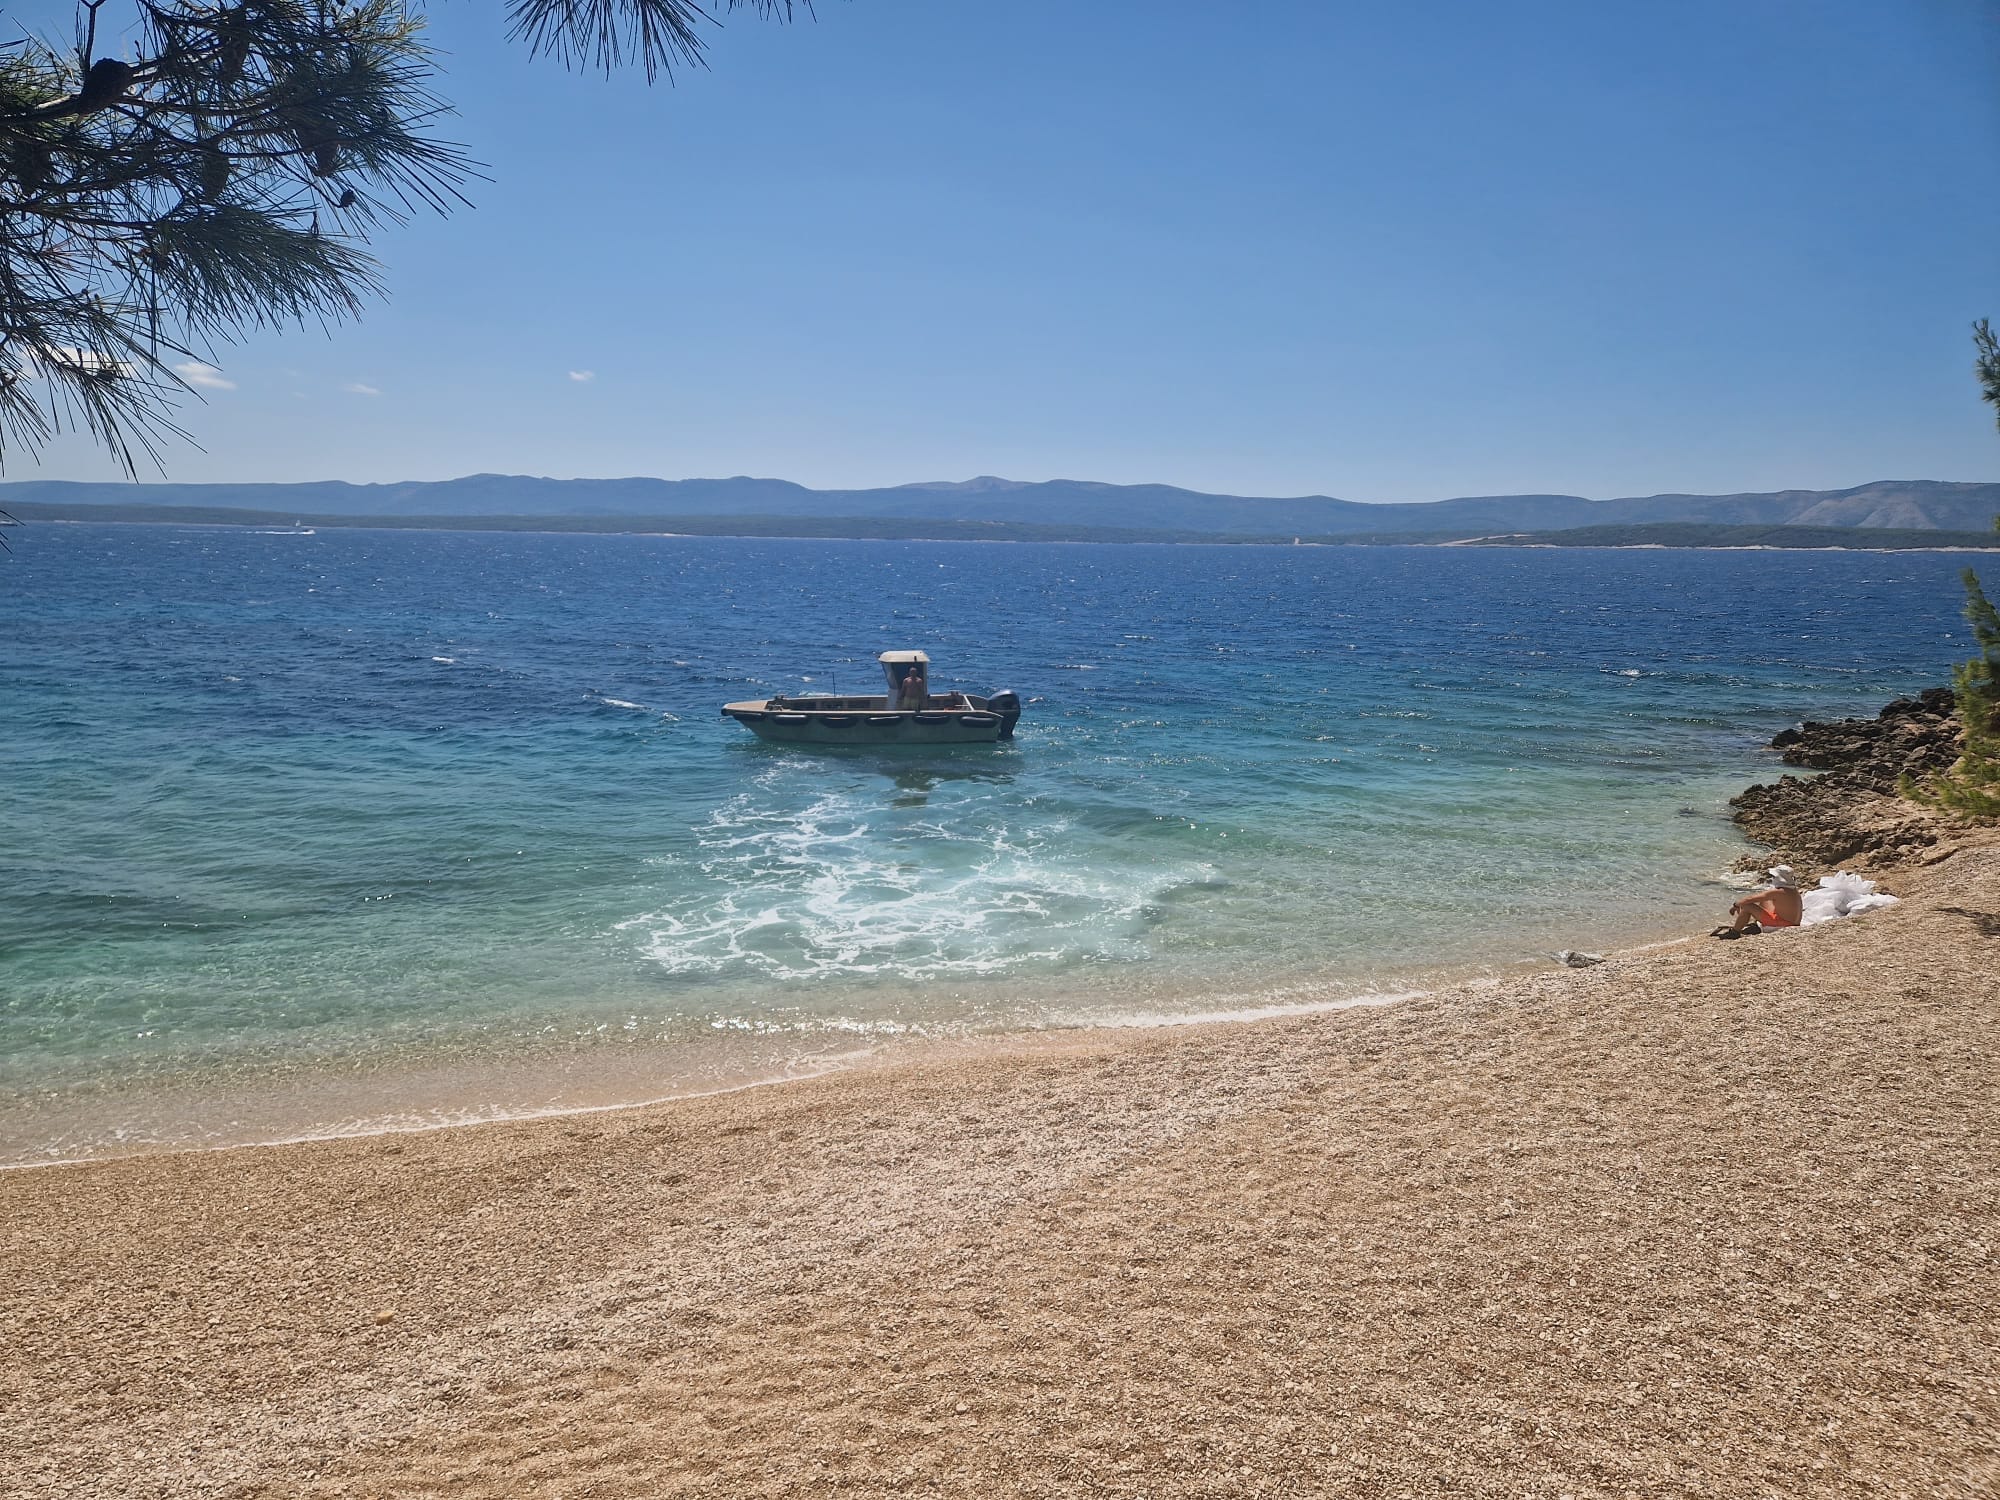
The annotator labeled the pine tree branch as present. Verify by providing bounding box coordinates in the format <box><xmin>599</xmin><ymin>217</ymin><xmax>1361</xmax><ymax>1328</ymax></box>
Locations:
<box><xmin>0</xmin><ymin>0</ymin><xmax>477</xmax><ymax>473</ymax></box>
<box><xmin>0</xmin><ymin>0</ymin><xmax>809</xmax><ymax>475</ymax></box>
<box><xmin>1976</xmin><ymin>319</ymin><xmax>2000</xmax><ymax>434</ymax></box>
<box><xmin>507</xmin><ymin>0</ymin><xmax>802</xmax><ymax>83</ymax></box>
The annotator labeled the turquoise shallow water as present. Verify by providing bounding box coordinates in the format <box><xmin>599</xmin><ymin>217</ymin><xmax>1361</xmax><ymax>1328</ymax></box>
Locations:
<box><xmin>0</xmin><ymin>526</ymin><xmax>1985</xmax><ymax>1161</ymax></box>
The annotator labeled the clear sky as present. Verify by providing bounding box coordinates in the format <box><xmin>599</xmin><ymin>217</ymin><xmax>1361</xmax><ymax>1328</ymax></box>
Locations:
<box><xmin>17</xmin><ymin>0</ymin><xmax>2000</xmax><ymax>501</ymax></box>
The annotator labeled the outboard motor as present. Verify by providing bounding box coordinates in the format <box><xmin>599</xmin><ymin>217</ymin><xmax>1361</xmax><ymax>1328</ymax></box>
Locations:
<box><xmin>986</xmin><ymin>689</ymin><xmax>1022</xmax><ymax>740</ymax></box>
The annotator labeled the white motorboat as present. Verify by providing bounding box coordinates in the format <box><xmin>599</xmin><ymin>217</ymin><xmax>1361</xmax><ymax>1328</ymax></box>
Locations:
<box><xmin>721</xmin><ymin>651</ymin><xmax>1022</xmax><ymax>746</ymax></box>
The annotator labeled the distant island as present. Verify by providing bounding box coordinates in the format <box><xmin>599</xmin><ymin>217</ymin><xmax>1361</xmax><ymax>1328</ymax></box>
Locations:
<box><xmin>3</xmin><ymin>477</ymin><xmax>1997</xmax><ymax>550</ymax></box>
<box><xmin>3</xmin><ymin>475</ymin><xmax>1999</xmax><ymax>537</ymax></box>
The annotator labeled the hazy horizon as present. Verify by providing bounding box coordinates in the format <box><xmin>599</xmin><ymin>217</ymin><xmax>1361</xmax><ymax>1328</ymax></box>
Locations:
<box><xmin>10</xmin><ymin>471</ymin><xmax>2000</xmax><ymax>507</ymax></box>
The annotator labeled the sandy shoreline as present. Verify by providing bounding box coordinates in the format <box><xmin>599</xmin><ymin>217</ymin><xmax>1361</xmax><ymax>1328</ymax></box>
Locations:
<box><xmin>5</xmin><ymin>818</ymin><xmax>1998</xmax><ymax>1498</ymax></box>
<box><xmin>0</xmin><ymin>919</ymin><xmax>1703</xmax><ymax>1172</ymax></box>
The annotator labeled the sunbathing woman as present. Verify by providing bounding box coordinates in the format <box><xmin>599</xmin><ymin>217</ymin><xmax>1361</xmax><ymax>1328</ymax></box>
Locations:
<box><xmin>1713</xmin><ymin>865</ymin><xmax>1803</xmax><ymax>938</ymax></box>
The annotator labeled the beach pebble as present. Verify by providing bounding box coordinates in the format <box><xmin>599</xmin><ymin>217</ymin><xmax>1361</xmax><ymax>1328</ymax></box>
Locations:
<box><xmin>1556</xmin><ymin>951</ymin><xmax>1605</xmax><ymax>968</ymax></box>
<box><xmin>374</xmin><ymin>1310</ymin><xmax>395</xmax><ymax>1325</ymax></box>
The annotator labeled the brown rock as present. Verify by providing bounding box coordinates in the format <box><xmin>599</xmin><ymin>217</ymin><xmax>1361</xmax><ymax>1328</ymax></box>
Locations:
<box><xmin>1735</xmin><ymin>687</ymin><xmax>1966</xmax><ymax>866</ymax></box>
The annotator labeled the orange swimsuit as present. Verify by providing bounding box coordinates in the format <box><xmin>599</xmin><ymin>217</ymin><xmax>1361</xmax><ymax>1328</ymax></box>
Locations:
<box><xmin>1756</xmin><ymin>898</ymin><xmax>1800</xmax><ymax>928</ymax></box>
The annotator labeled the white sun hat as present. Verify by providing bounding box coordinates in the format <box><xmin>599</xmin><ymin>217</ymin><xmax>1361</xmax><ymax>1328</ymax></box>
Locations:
<box><xmin>1767</xmin><ymin>864</ymin><xmax>1800</xmax><ymax>888</ymax></box>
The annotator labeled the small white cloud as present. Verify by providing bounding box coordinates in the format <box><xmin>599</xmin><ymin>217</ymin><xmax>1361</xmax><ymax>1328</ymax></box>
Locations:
<box><xmin>36</xmin><ymin>347</ymin><xmax>135</xmax><ymax>378</ymax></box>
<box><xmin>342</xmin><ymin>381</ymin><xmax>381</xmax><ymax>397</ymax></box>
<box><xmin>568</xmin><ymin>369</ymin><xmax>596</xmax><ymax>383</ymax></box>
<box><xmin>174</xmin><ymin>360</ymin><xmax>236</xmax><ymax>391</ymax></box>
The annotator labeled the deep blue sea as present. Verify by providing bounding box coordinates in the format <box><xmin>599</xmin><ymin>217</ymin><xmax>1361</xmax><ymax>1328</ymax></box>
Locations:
<box><xmin>1</xmin><ymin>525</ymin><xmax>1987</xmax><ymax>1163</ymax></box>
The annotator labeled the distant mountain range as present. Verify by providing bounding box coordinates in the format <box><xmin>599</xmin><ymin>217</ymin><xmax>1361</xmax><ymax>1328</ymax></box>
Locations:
<box><xmin>3</xmin><ymin>476</ymin><xmax>1997</xmax><ymax>534</ymax></box>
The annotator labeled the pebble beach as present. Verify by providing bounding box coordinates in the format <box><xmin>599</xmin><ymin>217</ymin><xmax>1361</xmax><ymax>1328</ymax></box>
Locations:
<box><xmin>5</xmin><ymin>807</ymin><xmax>1997</xmax><ymax>1499</ymax></box>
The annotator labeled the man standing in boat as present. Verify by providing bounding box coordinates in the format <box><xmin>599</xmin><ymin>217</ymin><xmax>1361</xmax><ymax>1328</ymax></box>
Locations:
<box><xmin>897</xmin><ymin>659</ymin><xmax>929</xmax><ymax>709</ymax></box>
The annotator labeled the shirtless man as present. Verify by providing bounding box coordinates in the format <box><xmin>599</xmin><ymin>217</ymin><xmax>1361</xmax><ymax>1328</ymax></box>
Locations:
<box><xmin>1714</xmin><ymin>865</ymin><xmax>1803</xmax><ymax>937</ymax></box>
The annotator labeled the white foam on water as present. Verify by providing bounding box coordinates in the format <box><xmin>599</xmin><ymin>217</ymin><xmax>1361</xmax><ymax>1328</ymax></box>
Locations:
<box><xmin>600</xmin><ymin>698</ymin><xmax>646</xmax><ymax>710</ymax></box>
<box><xmin>618</xmin><ymin>785</ymin><xmax>1213</xmax><ymax>983</ymax></box>
<box><xmin>1076</xmin><ymin>986</ymin><xmax>1423</xmax><ymax>1030</ymax></box>
<box><xmin>708</xmin><ymin>1013</ymin><xmax>918</xmax><ymax>1037</ymax></box>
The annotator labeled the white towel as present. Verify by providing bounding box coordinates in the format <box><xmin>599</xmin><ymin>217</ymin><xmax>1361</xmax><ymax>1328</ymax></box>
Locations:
<box><xmin>1800</xmin><ymin>871</ymin><xmax>1899</xmax><ymax>927</ymax></box>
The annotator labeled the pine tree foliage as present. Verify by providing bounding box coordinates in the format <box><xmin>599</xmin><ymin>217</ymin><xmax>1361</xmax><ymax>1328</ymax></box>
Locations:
<box><xmin>1977</xmin><ymin>318</ymin><xmax>2000</xmax><ymax>441</ymax></box>
<box><xmin>0</xmin><ymin>0</ymin><xmax>475</xmax><ymax>470</ymax></box>
<box><xmin>1978</xmin><ymin>319</ymin><xmax>2000</xmax><ymax>538</ymax></box>
<box><xmin>509</xmin><ymin>0</ymin><xmax>798</xmax><ymax>82</ymax></box>
<box><xmin>0</xmin><ymin>0</ymin><xmax>796</xmax><ymax>473</ymax></box>
<box><xmin>1905</xmin><ymin>323</ymin><xmax>2000</xmax><ymax>818</ymax></box>
<box><xmin>1909</xmin><ymin>569</ymin><xmax>2000</xmax><ymax>818</ymax></box>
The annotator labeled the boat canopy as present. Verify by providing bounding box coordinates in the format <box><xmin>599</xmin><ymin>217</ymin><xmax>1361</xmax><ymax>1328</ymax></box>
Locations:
<box><xmin>879</xmin><ymin>649</ymin><xmax>930</xmax><ymax>697</ymax></box>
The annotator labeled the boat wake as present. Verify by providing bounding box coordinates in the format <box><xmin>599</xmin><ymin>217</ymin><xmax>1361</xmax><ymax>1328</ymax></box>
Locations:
<box><xmin>618</xmin><ymin>785</ymin><xmax>1212</xmax><ymax>984</ymax></box>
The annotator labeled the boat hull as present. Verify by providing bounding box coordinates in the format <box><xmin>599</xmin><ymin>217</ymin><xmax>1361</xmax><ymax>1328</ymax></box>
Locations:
<box><xmin>721</xmin><ymin>695</ymin><xmax>1017</xmax><ymax>746</ymax></box>
<box><xmin>723</xmin><ymin>709</ymin><xmax>1006</xmax><ymax>746</ymax></box>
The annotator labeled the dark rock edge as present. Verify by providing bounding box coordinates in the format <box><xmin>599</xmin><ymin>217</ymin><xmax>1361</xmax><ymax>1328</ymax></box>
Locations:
<box><xmin>1729</xmin><ymin>687</ymin><xmax>1962</xmax><ymax>869</ymax></box>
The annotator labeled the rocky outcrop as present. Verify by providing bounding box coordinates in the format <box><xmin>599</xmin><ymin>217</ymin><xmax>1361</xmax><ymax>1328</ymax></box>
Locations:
<box><xmin>1765</xmin><ymin>687</ymin><xmax>1961</xmax><ymax>783</ymax></box>
<box><xmin>1732</xmin><ymin>688</ymin><xmax>1964</xmax><ymax>869</ymax></box>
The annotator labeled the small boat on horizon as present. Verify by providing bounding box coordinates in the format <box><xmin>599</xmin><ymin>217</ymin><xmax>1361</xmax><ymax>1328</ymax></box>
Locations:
<box><xmin>722</xmin><ymin>651</ymin><xmax>1022</xmax><ymax>746</ymax></box>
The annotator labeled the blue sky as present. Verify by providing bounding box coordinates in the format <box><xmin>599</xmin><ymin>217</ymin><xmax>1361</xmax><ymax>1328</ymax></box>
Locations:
<box><xmin>19</xmin><ymin>0</ymin><xmax>2000</xmax><ymax>501</ymax></box>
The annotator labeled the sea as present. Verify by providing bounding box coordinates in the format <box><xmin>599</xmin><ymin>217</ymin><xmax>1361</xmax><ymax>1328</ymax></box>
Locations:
<box><xmin>1</xmin><ymin>524</ymin><xmax>1987</xmax><ymax>1165</ymax></box>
